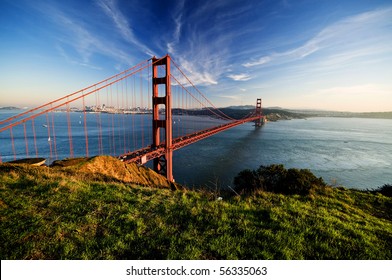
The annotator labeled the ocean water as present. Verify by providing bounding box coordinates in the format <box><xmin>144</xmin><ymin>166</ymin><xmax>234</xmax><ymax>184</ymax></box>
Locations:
<box><xmin>173</xmin><ymin>117</ymin><xmax>392</xmax><ymax>189</ymax></box>
<box><xmin>1</xmin><ymin>111</ymin><xmax>391</xmax><ymax>190</ymax></box>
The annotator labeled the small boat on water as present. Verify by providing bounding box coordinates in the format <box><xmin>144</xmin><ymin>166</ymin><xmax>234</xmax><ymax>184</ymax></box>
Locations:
<box><xmin>8</xmin><ymin>158</ymin><xmax>46</xmax><ymax>166</ymax></box>
<box><xmin>42</xmin><ymin>124</ymin><xmax>48</xmax><ymax>128</ymax></box>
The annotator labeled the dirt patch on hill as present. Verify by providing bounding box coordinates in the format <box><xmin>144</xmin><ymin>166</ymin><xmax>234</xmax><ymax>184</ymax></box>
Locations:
<box><xmin>51</xmin><ymin>156</ymin><xmax>178</xmax><ymax>189</ymax></box>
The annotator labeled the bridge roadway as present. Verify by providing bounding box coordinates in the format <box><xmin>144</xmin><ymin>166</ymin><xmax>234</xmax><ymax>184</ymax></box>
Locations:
<box><xmin>119</xmin><ymin>116</ymin><xmax>261</xmax><ymax>165</ymax></box>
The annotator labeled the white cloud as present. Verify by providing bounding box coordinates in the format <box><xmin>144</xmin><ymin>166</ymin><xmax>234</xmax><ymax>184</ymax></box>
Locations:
<box><xmin>227</xmin><ymin>73</ymin><xmax>251</xmax><ymax>81</ymax></box>
<box><xmin>243</xmin><ymin>7</ymin><xmax>392</xmax><ymax>68</ymax></box>
<box><xmin>57</xmin><ymin>14</ymin><xmax>134</xmax><ymax>65</ymax></box>
<box><xmin>55</xmin><ymin>44</ymin><xmax>103</xmax><ymax>70</ymax></box>
<box><xmin>97</xmin><ymin>0</ymin><xmax>133</xmax><ymax>42</ymax></box>
<box><xmin>97</xmin><ymin>0</ymin><xmax>155</xmax><ymax>57</ymax></box>
<box><xmin>174</xmin><ymin>58</ymin><xmax>218</xmax><ymax>85</ymax></box>
<box><xmin>173</xmin><ymin>0</ymin><xmax>184</xmax><ymax>42</ymax></box>
<box><xmin>165</xmin><ymin>0</ymin><xmax>250</xmax><ymax>87</ymax></box>
<box><xmin>166</xmin><ymin>0</ymin><xmax>185</xmax><ymax>55</ymax></box>
<box><xmin>168</xmin><ymin>31</ymin><xmax>228</xmax><ymax>86</ymax></box>
<box><xmin>242</xmin><ymin>56</ymin><xmax>272</xmax><ymax>67</ymax></box>
<box><xmin>219</xmin><ymin>95</ymin><xmax>242</xmax><ymax>100</ymax></box>
<box><xmin>26</xmin><ymin>1</ymin><xmax>137</xmax><ymax>67</ymax></box>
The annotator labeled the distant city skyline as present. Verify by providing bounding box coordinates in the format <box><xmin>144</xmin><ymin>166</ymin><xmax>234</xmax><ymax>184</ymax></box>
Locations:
<box><xmin>1</xmin><ymin>0</ymin><xmax>391</xmax><ymax>112</ymax></box>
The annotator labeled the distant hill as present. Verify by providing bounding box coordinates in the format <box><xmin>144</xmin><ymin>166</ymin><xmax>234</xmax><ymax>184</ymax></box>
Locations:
<box><xmin>173</xmin><ymin>107</ymin><xmax>307</xmax><ymax>120</ymax></box>
<box><xmin>226</xmin><ymin>105</ymin><xmax>255</xmax><ymax>110</ymax></box>
<box><xmin>355</xmin><ymin>111</ymin><xmax>392</xmax><ymax>119</ymax></box>
<box><xmin>0</xmin><ymin>106</ymin><xmax>20</xmax><ymax>110</ymax></box>
<box><xmin>287</xmin><ymin>109</ymin><xmax>392</xmax><ymax>119</ymax></box>
<box><xmin>177</xmin><ymin>106</ymin><xmax>392</xmax><ymax>121</ymax></box>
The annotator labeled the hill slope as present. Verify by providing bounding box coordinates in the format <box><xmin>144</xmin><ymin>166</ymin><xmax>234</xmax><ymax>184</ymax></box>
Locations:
<box><xmin>50</xmin><ymin>156</ymin><xmax>175</xmax><ymax>189</ymax></box>
<box><xmin>0</xmin><ymin>157</ymin><xmax>391</xmax><ymax>259</ymax></box>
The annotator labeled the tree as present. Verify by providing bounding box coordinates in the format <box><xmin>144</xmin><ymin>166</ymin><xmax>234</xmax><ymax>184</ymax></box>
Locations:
<box><xmin>234</xmin><ymin>164</ymin><xmax>326</xmax><ymax>195</ymax></box>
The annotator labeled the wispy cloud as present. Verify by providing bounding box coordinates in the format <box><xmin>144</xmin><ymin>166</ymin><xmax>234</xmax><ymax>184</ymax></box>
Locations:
<box><xmin>166</xmin><ymin>0</ymin><xmax>255</xmax><ymax>86</ymax></box>
<box><xmin>243</xmin><ymin>7</ymin><xmax>392</xmax><ymax>68</ymax></box>
<box><xmin>227</xmin><ymin>73</ymin><xmax>251</xmax><ymax>81</ymax></box>
<box><xmin>53</xmin><ymin>12</ymin><xmax>97</xmax><ymax>64</ymax></box>
<box><xmin>167</xmin><ymin>0</ymin><xmax>185</xmax><ymax>54</ymax></box>
<box><xmin>96</xmin><ymin>0</ymin><xmax>155</xmax><ymax>57</ymax></box>
<box><xmin>55</xmin><ymin>44</ymin><xmax>102</xmax><ymax>70</ymax></box>
<box><xmin>54</xmin><ymin>11</ymin><xmax>134</xmax><ymax>65</ymax></box>
<box><xmin>97</xmin><ymin>0</ymin><xmax>133</xmax><ymax>41</ymax></box>
<box><xmin>242</xmin><ymin>57</ymin><xmax>272</xmax><ymax>67</ymax></box>
<box><xmin>219</xmin><ymin>94</ymin><xmax>243</xmax><ymax>100</ymax></box>
<box><xmin>175</xmin><ymin>57</ymin><xmax>219</xmax><ymax>85</ymax></box>
<box><xmin>27</xmin><ymin>1</ymin><xmax>140</xmax><ymax>68</ymax></box>
<box><xmin>243</xmin><ymin>39</ymin><xmax>320</xmax><ymax>68</ymax></box>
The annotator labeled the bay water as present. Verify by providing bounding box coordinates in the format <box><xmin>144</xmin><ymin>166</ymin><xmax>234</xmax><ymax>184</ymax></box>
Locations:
<box><xmin>173</xmin><ymin>117</ymin><xmax>392</xmax><ymax>190</ymax></box>
<box><xmin>1</xmin><ymin>111</ymin><xmax>391</xmax><ymax>190</ymax></box>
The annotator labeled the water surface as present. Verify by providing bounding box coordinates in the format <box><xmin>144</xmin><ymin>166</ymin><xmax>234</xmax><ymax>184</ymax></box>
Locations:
<box><xmin>1</xmin><ymin>111</ymin><xmax>391</xmax><ymax>189</ymax></box>
<box><xmin>173</xmin><ymin>117</ymin><xmax>392</xmax><ymax>189</ymax></box>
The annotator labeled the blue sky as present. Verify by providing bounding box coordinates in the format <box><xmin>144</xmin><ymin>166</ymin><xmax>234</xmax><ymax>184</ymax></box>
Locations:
<box><xmin>0</xmin><ymin>0</ymin><xmax>391</xmax><ymax>111</ymax></box>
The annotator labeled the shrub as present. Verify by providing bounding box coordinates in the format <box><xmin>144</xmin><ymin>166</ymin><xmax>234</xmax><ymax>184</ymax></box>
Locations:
<box><xmin>375</xmin><ymin>184</ymin><xmax>392</xmax><ymax>197</ymax></box>
<box><xmin>233</xmin><ymin>169</ymin><xmax>260</xmax><ymax>194</ymax></box>
<box><xmin>256</xmin><ymin>164</ymin><xmax>287</xmax><ymax>193</ymax></box>
<box><xmin>233</xmin><ymin>164</ymin><xmax>326</xmax><ymax>195</ymax></box>
<box><xmin>281</xmin><ymin>168</ymin><xmax>325</xmax><ymax>195</ymax></box>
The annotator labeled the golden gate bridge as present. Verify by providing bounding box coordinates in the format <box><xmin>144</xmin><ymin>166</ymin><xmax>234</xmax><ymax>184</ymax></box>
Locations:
<box><xmin>0</xmin><ymin>55</ymin><xmax>264</xmax><ymax>181</ymax></box>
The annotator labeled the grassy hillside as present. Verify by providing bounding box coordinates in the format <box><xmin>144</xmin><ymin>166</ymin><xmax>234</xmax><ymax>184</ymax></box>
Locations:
<box><xmin>0</xmin><ymin>156</ymin><xmax>391</xmax><ymax>259</ymax></box>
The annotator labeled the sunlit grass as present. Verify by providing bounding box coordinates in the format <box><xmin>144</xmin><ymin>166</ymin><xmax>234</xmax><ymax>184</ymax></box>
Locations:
<box><xmin>0</xmin><ymin>161</ymin><xmax>391</xmax><ymax>259</ymax></box>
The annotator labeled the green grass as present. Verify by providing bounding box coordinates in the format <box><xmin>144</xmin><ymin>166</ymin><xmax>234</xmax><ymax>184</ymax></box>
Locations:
<box><xmin>0</xmin><ymin>161</ymin><xmax>391</xmax><ymax>259</ymax></box>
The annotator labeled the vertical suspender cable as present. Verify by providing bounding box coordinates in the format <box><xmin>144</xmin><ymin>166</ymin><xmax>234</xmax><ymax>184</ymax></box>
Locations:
<box><xmin>46</xmin><ymin>113</ymin><xmax>53</xmax><ymax>159</ymax></box>
<box><xmin>23</xmin><ymin>122</ymin><xmax>29</xmax><ymax>157</ymax></box>
<box><xmin>115</xmin><ymin>77</ymin><xmax>122</xmax><ymax>155</ymax></box>
<box><xmin>66</xmin><ymin>102</ymin><xmax>74</xmax><ymax>158</ymax></box>
<box><xmin>32</xmin><ymin>119</ymin><xmax>38</xmax><ymax>158</ymax></box>
<box><xmin>125</xmin><ymin>76</ymin><xmax>130</xmax><ymax>152</ymax></box>
<box><xmin>111</xmin><ymin>84</ymin><xmax>115</xmax><ymax>155</ymax></box>
<box><xmin>132</xmin><ymin>75</ymin><xmax>136</xmax><ymax>150</ymax></box>
<box><xmin>106</xmin><ymin>87</ymin><xmax>112</xmax><ymax>155</ymax></box>
<box><xmin>51</xmin><ymin>106</ymin><xmax>58</xmax><ymax>160</ymax></box>
<box><xmin>82</xmin><ymin>94</ymin><xmax>89</xmax><ymax>157</ymax></box>
<box><xmin>10</xmin><ymin>127</ymin><xmax>16</xmax><ymax>160</ymax></box>
<box><xmin>95</xmin><ymin>88</ymin><xmax>103</xmax><ymax>155</ymax></box>
<box><xmin>140</xmin><ymin>71</ymin><xmax>144</xmax><ymax>148</ymax></box>
<box><xmin>121</xmin><ymin>78</ymin><xmax>126</xmax><ymax>154</ymax></box>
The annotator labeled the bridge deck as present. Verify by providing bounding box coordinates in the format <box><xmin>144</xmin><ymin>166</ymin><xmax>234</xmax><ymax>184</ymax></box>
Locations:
<box><xmin>119</xmin><ymin>116</ymin><xmax>261</xmax><ymax>165</ymax></box>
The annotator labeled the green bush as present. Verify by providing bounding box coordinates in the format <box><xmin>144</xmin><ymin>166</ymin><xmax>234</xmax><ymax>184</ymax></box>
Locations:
<box><xmin>234</xmin><ymin>164</ymin><xmax>326</xmax><ymax>195</ymax></box>
<box><xmin>233</xmin><ymin>169</ymin><xmax>263</xmax><ymax>194</ymax></box>
<box><xmin>374</xmin><ymin>184</ymin><xmax>392</xmax><ymax>197</ymax></box>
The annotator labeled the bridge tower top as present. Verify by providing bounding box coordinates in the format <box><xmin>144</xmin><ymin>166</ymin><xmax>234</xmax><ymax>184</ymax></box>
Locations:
<box><xmin>255</xmin><ymin>98</ymin><xmax>264</xmax><ymax>127</ymax></box>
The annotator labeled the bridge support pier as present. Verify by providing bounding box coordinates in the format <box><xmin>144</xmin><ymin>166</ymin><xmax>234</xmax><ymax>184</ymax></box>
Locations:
<box><xmin>152</xmin><ymin>55</ymin><xmax>174</xmax><ymax>182</ymax></box>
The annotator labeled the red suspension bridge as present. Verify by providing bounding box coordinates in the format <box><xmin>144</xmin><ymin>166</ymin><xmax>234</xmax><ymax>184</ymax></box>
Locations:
<box><xmin>0</xmin><ymin>55</ymin><xmax>264</xmax><ymax>182</ymax></box>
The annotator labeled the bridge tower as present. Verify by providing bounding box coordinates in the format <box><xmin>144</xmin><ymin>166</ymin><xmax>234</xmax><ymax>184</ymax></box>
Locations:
<box><xmin>255</xmin><ymin>98</ymin><xmax>264</xmax><ymax>127</ymax></box>
<box><xmin>152</xmin><ymin>55</ymin><xmax>174</xmax><ymax>181</ymax></box>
